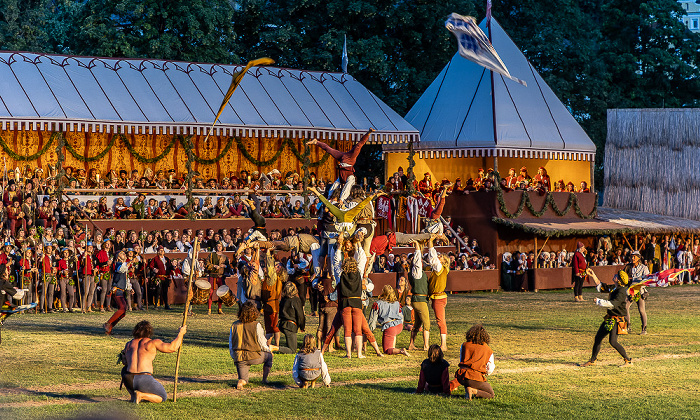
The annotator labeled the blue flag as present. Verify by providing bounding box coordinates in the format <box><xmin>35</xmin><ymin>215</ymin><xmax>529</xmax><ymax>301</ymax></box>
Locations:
<box><xmin>445</xmin><ymin>13</ymin><xmax>526</xmax><ymax>86</ymax></box>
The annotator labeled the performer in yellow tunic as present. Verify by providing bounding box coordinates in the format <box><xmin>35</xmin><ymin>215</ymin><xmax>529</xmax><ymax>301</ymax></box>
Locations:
<box><xmin>426</xmin><ymin>234</ymin><xmax>449</xmax><ymax>351</ymax></box>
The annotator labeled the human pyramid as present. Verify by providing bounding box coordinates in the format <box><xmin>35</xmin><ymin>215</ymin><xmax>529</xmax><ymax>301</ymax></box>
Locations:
<box><xmin>0</xmin><ymin>128</ymin><xmax>500</xmax><ymax>404</ymax></box>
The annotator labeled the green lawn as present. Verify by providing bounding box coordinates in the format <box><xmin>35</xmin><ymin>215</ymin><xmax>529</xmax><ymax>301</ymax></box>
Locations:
<box><xmin>2</xmin><ymin>285</ymin><xmax>700</xmax><ymax>419</ymax></box>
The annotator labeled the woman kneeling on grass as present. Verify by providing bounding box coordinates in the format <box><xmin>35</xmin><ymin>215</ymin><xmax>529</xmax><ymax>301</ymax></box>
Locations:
<box><xmin>369</xmin><ymin>285</ymin><xmax>410</xmax><ymax>356</ymax></box>
<box><xmin>292</xmin><ymin>334</ymin><xmax>331</xmax><ymax>388</ymax></box>
<box><xmin>229</xmin><ymin>301</ymin><xmax>274</xmax><ymax>389</ymax></box>
<box><xmin>416</xmin><ymin>344</ymin><xmax>450</xmax><ymax>395</ymax></box>
<box><xmin>449</xmin><ymin>324</ymin><xmax>495</xmax><ymax>399</ymax></box>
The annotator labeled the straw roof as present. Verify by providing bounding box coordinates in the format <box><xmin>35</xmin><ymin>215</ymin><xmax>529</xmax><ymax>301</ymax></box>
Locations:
<box><xmin>604</xmin><ymin>109</ymin><xmax>700</xmax><ymax>220</ymax></box>
<box><xmin>494</xmin><ymin>206</ymin><xmax>700</xmax><ymax>237</ymax></box>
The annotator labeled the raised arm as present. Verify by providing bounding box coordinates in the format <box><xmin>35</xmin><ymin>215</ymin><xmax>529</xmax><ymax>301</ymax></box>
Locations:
<box><xmin>427</xmin><ymin>237</ymin><xmax>443</xmax><ymax>272</ymax></box>
<box><xmin>153</xmin><ymin>326</ymin><xmax>187</xmax><ymax>353</ymax></box>
<box><xmin>411</xmin><ymin>240</ymin><xmax>423</xmax><ymax>279</ymax></box>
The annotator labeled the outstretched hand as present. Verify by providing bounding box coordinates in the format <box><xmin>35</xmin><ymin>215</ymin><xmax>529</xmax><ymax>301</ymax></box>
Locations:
<box><xmin>306</xmin><ymin>138</ymin><xmax>318</xmax><ymax>146</ymax></box>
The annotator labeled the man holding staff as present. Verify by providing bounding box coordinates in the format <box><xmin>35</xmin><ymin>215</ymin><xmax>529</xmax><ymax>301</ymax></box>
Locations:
<box><xmin>120</xmin><ymin>320</ymin><xmax>186</xmax><ymax>403</ymax></box>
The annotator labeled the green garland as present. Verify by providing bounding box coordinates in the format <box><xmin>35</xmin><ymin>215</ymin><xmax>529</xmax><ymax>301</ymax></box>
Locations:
<box><xmin>64</xmin><ymin>133</ymin><xmax>117</xmax><ymax>162</ymax></box>
<box><xmin>494</xmin><ymin>169</ymin><xmax>597</xmax><ymax>220</ymax></box>
<box><xmin>0</xmin><ymin>129</ymin><xmax>342</xmax><ymax>170</ymax></box>
<box><xmin>185</xmin><ymin>135</ymin><xmax>235</xmax><ymax>165</ymax></box>
<box><xmin>0</xmin><ymin>131</ymin><xmax>57</xmax><ymax>161</ymax></box>
<box><xmin>288</xmin><ymin>139</ymin><xmax>333</xmax><ymax>168</ymax></box>
<box><xmin>234</xmin><ymin>136</ymin><xmax>286</xmax><ymax>166</ymax></box>
<box><xmin>119</xmin><ymin>133</ymin><xmax>176</xmax><ymax>164</ymax></box>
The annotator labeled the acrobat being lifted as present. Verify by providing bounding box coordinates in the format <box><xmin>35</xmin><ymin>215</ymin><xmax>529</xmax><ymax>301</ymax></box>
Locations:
<box><xmin>307</xmin><ymin>128</ymin><xmax>374</xmax><ymax>202</ymax></box>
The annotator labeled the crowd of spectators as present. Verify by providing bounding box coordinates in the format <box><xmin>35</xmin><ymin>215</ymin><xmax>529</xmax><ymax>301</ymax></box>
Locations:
<box><xmin>381</xmin><ymin>166</ymin><xmax>591</xmax><ymax>201</ymax></box>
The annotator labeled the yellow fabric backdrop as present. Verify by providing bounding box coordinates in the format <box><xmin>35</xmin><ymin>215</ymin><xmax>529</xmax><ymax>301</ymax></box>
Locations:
<box><xmin>0</xmin><ymin>129</ymin><xmax>347</xmax><ymax>182</ymax></box>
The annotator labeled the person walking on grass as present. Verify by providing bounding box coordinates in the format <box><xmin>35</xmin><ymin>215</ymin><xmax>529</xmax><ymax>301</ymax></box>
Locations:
<box><xmin>120</xmin><ymin>320</ymin><xmax>186</xmax><ymax>403</ymax></box>
<box><xmin>579</xmin><ymin>269</ymin><xmax>633</xmax><ymax>367</ymax></box>
<box><xmin>292</xmin><ymin>334</ymin><xmax>331</xmax><ymax>388</ymax></box>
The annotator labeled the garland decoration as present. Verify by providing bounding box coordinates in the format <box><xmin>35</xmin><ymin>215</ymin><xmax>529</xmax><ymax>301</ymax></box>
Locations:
<box><xmin>0</xmin><ymin>131</ymin><xmax>57</xmax><ymax>161</ymax></box>
<box><xmin>406</xmin><ymin>138</ymin><xmax>417</xmax><ymax>194</ymax></box>
<box><xmin>54</xmin><ymin>133</ymin><xmax>66</xmax><ymax>201</ymax></box>
<box><xmin>0</xmin><ymin>130</ymin><xmax>339</xmax><ymax>169</ymax></box>
<box><xmin>235</xmin><ymin>136</ymin><xmax>286</xmax><ymax>166</ymax></box>
<box><xmin>185</xmin><ymin>135</ymin><xmax>235</xmax><ymax>165</ymax></box>
<box><xmin>288</xmin><ymin>139</ymin><xmax>333</xmax><ymax>168</ymax></box>
<box><xmin>493</xmin><ymin>169</ymin><xmax>597</xmax><ymax>220</ymax></box>
<box><xmin>119</xmin><ymin>133</ymin><xmax>176</xmax><ymax>164</ymax></box>
<box><xmin>64</xmin><ymin>134</ymin><xmax>116</xmax><ymax>162</ymax></box>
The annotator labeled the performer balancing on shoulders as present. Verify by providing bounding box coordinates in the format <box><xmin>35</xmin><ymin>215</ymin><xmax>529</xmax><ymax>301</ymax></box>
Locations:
<box><xmin>307</xmin><ymin>128</ymin><xmax>374</xmax><ymax>202</ymax></box>
<box><xmin>119</xmin><ymin>320</ymin><xmax>186</xmax><ymax>403</ymax></box>
<box><xmin>579</xmin><ymin>268</ymin><xmax>633</xmax><ymax>367</ymax></box>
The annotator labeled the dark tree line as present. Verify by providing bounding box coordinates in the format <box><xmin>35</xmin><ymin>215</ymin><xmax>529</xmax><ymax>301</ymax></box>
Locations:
<box><xmin>2</xmin><ymin>0</ymin><xmax>699</xmax><ymax>186</ymax></box>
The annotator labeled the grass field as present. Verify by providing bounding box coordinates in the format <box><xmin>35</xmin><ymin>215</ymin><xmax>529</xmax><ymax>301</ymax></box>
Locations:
<box><xmin>2</xmin><ymin>285</ymin><xmax>700</xmax><ymax>420</ymax></box>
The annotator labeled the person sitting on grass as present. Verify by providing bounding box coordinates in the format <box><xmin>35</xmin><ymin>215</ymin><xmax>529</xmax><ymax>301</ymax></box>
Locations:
<box><xmin>229</xmin><ymin>301</ymin><xmax>275</xmax><ymax>389</ymax></box>
<box><xmin>416</xmin><ymin>344</ymin><xmax>451</xmax><ymax>395</ymax></box>
<box><xmin>449</xmin><ymin>324</ymin><xmax>495</xmax><ymax>399</ymax></box>
<box><xmin>120</xmin><ymin>320</ymin><xmax>186</xmax><ymax>404</ymax></box>
<box><xmin>368</xmin><ymin>285</ymin><xmax>410</xmax><ymax>356</ymax></box>
<box><xmin>292</xmin><ymin>334</ymin><xmax>331</xmax><ymax>388</ymax></box>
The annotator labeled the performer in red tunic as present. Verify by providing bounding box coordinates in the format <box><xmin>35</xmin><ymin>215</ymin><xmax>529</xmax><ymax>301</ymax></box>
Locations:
<box><xmin>96</xmin><ymin>240</ymin><xmax>114</xmax><ymax>312</ymax></box>
<box><xmin>516</xmin><ymin>167</ymin><xmax>531</xmax><ymax>189</ymax></box>
<box><xmin>307</xmin><ymin>128</ymin><xmax>373</xmax><ymax>202</ymax></box>
<box><xmin>533</xmin><ymin>167</ymin><xmax>551</xmax><ymax>192</ymax></box>
<box><xmin>505</xmin><ymin>168</ymin><xmax>518</xmax><ymax>190</ymax></box>
<box><xmin>148</xmin><ymin>247</ymin><xmax>172</xmax><ymax>310</ymax></box>
<box><xmin>572</xmin><ymin>241</ymin><xmax>588</xmax><ymax>302</ymax></box>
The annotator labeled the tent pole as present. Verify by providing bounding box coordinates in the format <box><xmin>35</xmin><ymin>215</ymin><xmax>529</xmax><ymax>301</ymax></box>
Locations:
<box><xmin>590</xmin><ymin>157</ymin><xmax>595</xmax><ymax>193</ymax></box>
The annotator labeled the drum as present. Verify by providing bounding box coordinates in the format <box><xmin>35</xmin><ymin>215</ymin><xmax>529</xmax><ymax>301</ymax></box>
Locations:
<box><xmin>192</xmin><ymin>279</ymin><xmax>211</xmax><ymax>305</ymax></box>
<box><xmin>216</xmin><ymin>285</ymin><xmax>236</xmax><ymax>307</ymax></box>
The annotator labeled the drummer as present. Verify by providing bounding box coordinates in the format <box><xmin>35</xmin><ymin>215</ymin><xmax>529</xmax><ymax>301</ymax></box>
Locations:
<box><xmin>206</xmin><ymin>243</ymin><xmax>229</xmax><ymax>315</ymax></box>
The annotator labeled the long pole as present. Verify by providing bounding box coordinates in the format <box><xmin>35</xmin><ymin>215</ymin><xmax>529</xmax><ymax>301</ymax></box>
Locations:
<box><xmin>77</xmin><ymin>224</ymin><xmax>86</xmax><ymax>311</ymax></box>
<box><xmin>173</xmin><ymin>238</ymin><xmax>199</xmax><ymax>402</ymax></box>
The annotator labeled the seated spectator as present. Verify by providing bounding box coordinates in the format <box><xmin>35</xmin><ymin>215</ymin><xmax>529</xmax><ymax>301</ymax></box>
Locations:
<box><xmin>416</xmin><ymin>344</ymin><xmax>450</xmax><ymax>395</ymax></box>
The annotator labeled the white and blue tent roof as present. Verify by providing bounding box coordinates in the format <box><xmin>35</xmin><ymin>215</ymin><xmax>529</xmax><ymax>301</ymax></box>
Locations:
<box><xmin>401</xmin><ymin>17</ymin><xmax>596</xmax><ymax>160</ymax></box>
<box><xmin>0</xmin><ymin>51</ymin><xmax>418</xmax><ymax>143</ymax></box>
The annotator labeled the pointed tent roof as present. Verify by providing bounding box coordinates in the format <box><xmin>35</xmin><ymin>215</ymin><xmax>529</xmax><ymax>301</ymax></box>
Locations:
<box><xmin>0</xmin><ymin>51</ymin><xmax>417</xmax><ymax>144</ymax></box>
<box><xmin>401</xmin><ymin>17</ymin><xmax>595</xmax><ymax>160</ymax></box>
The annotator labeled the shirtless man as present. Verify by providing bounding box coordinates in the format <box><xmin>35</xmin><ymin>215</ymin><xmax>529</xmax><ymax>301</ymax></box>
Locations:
<box><xmin>121</xmin><ymin>320</ymin><xmax>186</xmax><ymax>403</ymax></box>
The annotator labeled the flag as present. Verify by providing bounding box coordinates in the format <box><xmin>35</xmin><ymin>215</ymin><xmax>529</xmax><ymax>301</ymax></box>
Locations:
<box><xmin>628</xmin><ymin>268</ymin><xmax>694</xmax><ymax>295</ymax></box>
<box><xmin>486</xmin><ymin>0</ymin><xmax>492</xmax><ymax>24</ymax></box>
<box><xmin>342</xmin><ymin>35</ymin><xmax>348</xmax><ymax>73</ymax></box>
<box><xmin>203</xmin><ymin>57</ymin><xmax>275</xmax><ymax>142</ymax></box>
<box><xmin>445</xmin><ymin>13</ymin><xmax>527</xmax><ymax>86</ymax></box>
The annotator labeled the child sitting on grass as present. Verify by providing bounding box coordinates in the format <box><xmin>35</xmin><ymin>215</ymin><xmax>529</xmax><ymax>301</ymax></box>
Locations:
<box><xmin>292</xmin><ymin>334</ymin><xmax>331</xmax><ymax>388</ymax></box>
<box><xmin>416</xmin><ymin>344</ymin><xmax>450</xmax><ymax>395</ymax></box>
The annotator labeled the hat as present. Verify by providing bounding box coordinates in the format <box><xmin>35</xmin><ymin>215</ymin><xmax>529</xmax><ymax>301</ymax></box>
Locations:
<box><xmin>630</xmin><ymin>250</ymin><xmax>641</xmax><ymax>257</ymax></box>
<box><xmin>520</xmin><ymin>166</ymin><xmax>528</xmax><ymax>172</ymax></box>
<box><xmin>87</xmin><ymin>241</ymin><xmax>94</xmax><ymax>247</ymax></box>
<box><xmin>158</xmin><ymin>245</ymin><xmax>164</xmax><ymax>251</ymax></box>
<box><xmin>354</xmin><ymin>227</ymin><xmax>367</xmax><ymax>236</ymax></box>
<box><xmin>616</xmin><ymin>270</ymin><xmax>629</xmax><ymax>285</ymax></box>
<box><xmin>576</xmin><ymin>241</ymin><xmax>584</xmax><ymax>249</ymax></box>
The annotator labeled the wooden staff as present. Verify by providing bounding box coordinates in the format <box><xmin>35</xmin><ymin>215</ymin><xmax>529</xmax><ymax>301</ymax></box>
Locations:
<box><xmin>173</xmin><ymin>238</ymin><xmax>199</xmax><ymax>403</ymax></box>
<box><xmin>141</xmin><ymin>229</ymin><xmax>148</xmax><ymax>311</ymax></box>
